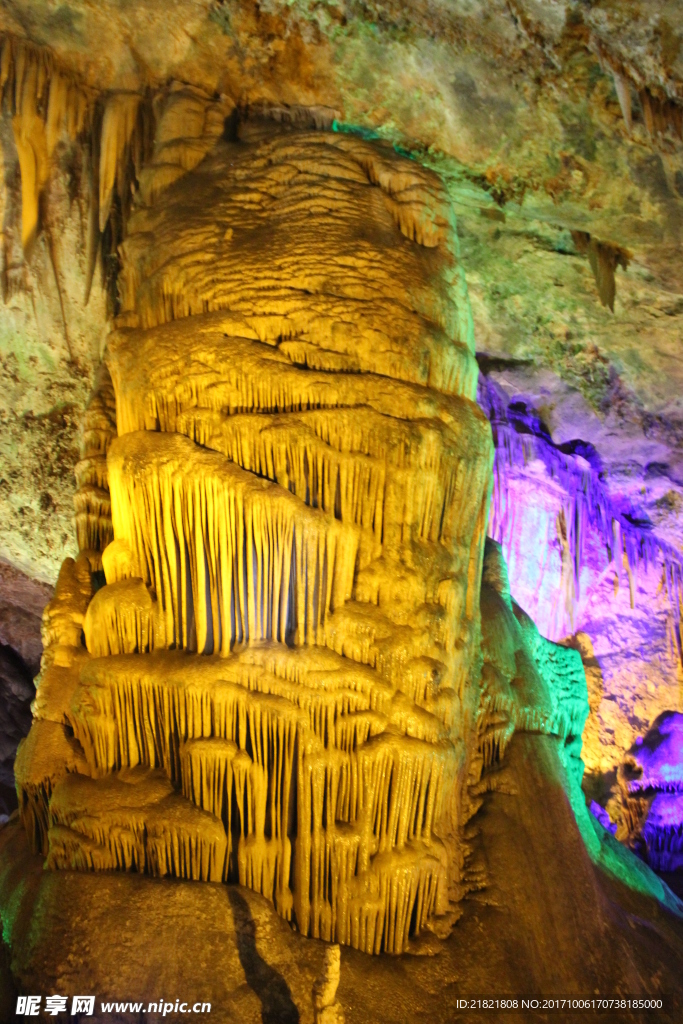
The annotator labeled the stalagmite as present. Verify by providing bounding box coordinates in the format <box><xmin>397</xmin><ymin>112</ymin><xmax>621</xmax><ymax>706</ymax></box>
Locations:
<box><xmin>313</xmin><ymin>945</ymin><xmax>345</xmax><ymax>1024</ymax></box>
<box><xmin>40</xmin><ymin>554</ymin><xmax>93</xmax><ymax>649</ymax></box>
<box><xmin>14</xmin><ymin>719</ymin><xmax>89</xmax><ymax>855</ymax></box>
<box><xmin>14</xmin><ymin>107</ymin><xmax>586</xmax><ymax>956</ymax></box>
<box><xmin>14</xmin><ymin>551</ymin><xmax>93</xmax><ymax>853</ymax></box>
<box><xmin>83</xmin><ymin>578</ymin><xmax>164</xmax><ymax>657</ymax></box>
<box><xmin>101</xmin><ymin>538</ymin><xmax>138</xmax><ymax>584</ymax></box>
<box><xmin>74</xmin><ymin>362</ymin><xmax>117</xmax><ymax>560</ymax></box>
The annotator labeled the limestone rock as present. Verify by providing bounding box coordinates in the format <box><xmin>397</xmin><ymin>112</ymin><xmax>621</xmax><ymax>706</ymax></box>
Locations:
<box><xmin>14</xmin><ymin>112</ymin><xmax>492</xmax><ymax>955</ymax></box>
<box><xmin>618</xmin><ymin>712</ymin><xmax>683</xmax><ymax>872</ymax></box>
<box><xmin>312</xmin><ymin>944</ymin><xmax>344</xmax><ymax>1024</ymax></box>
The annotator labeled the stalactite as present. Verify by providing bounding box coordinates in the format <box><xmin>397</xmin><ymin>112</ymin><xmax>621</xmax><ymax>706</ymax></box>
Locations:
<box><xmin>480</xmin><ymin>373</ymin><xmax>683</xmax><ymax>647</ymax></box>
<box><xmin>639</xmin><ymin>88</ymin><xmax>683</xmax><ymax>141</ymax></box>
<box><xmin>47</xmin><ymin>767</ymin><xmax>227</xmax><ymax>881</ymax></box>
<box><xmin>0</xmin><ymin>30</ymin><xmax>156</xmax><ymax>293</ymax></box>
<box><xmin>98</xmin><ymin>92</ymin><xmax>142</xmax><ymax>232</ymax></box>
<box><xmin>611</xmin><ymin>71</ymin><xmax>632</xmax><ymax>133</ymax></box>
<box><xmin>592</xmin><ymin>43</ymin><xmax>682</xmax><ymax>143</ymax></box>
<box><xmin>46</xmin><ymin>70</ymin><xmax>89</xmax><ymax>157</ymax></box>
<box><xmin>61</xmin><ymin>644</ymin><xmax>459</xmax><ymax>952</ymax></box>
<box><xmin>571</xmin><ymin>230</ymin><xmax>630</xmax><ymax>312</ymax></box>
<box><xmin>0</xmin><ymin>35</ymin><xmax>92</xmax><ymax>250</ymax></box>
<box><xmin>107</xmin><ymin>430</ymin><xmax>360</xmax><ymax>653</ymax></box>
<box><xmin>4</xmin><ymin>37</ymin><xmax>52</xmax><ymax>250</ymax></box>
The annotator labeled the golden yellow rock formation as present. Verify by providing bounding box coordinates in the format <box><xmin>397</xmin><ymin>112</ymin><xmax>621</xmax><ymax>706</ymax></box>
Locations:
<box><xmin>1</xmin><ymin>37</ymin><xmax>90</xmax><ymax>249</ymax></box>
<box><xmin>313</xmin><ymin>944</ymin><xmax>345</xmax><ymax>1024</ymax></box>
<box><xmin>16</xmin><ymin>107</ymin><xmax>499</xmax><ymax>954</ymax></box>
<box><xmin>74</xmin><ymin>362</ymin><xmax>117</xmax><ymax>559</ymax></box>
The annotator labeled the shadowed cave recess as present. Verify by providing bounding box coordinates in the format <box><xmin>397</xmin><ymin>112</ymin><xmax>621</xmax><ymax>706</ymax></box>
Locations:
<box><xmin>0</xmin><ymin>3</ymin><xmax>683</xmax><ymax>1020</ymax></box>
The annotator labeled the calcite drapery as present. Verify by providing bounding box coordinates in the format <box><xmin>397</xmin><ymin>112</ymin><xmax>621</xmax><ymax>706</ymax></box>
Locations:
<box><xmin>16</xmin><ymin>107</ymin><xmax>494</xmax><ymax>953</ymax></box>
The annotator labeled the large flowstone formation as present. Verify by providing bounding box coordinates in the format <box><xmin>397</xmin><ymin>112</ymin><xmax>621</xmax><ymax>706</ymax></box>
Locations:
<box><xmin>13</xmin><ymin>107</ymin><xmax>589</xmax><ymax>956</ymax></box>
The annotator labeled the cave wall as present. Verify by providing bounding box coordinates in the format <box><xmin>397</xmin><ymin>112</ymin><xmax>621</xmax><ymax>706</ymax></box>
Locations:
<box><xmin>0</xmin><ymin>98</ymin><xmax>107</xmax><ymax>581</ymax></box>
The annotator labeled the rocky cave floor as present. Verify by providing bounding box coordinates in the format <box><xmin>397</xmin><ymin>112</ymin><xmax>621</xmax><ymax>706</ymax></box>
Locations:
<box><xmin>1</xmin><ymin>733</ymin><xmax>683</xmax><ymax>1024</ymax></box>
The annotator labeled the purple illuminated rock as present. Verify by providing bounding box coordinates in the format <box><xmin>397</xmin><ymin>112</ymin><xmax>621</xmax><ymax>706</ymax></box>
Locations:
<box><xmin>590</xmin><ymin>800</ymin><xmax>617</xmax><ymax>835</ymax></box>
<box><xmin>624</xmin><ymin>713</ymin><xmax>683</xmax><ymax>794</ymax></box>
<box><xmin>619</xmin><ymin>712</ymin><xmax>683</xmax><ymax>873</ymax></box>
<box><xmin>641</xmin><ymin>794</ymin><xmax>683</xmax><ymax>873</ymax></box>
